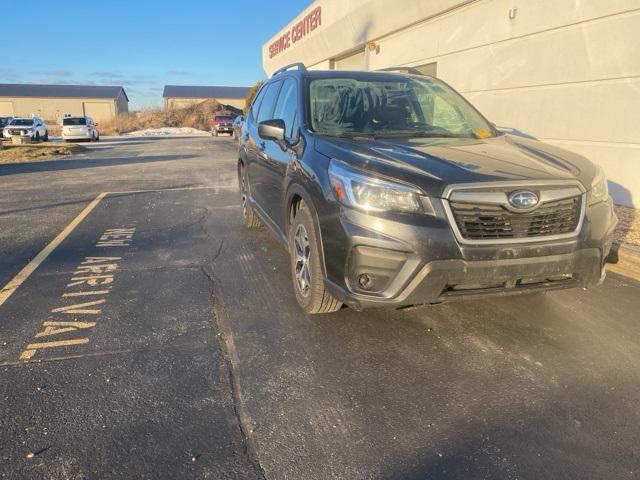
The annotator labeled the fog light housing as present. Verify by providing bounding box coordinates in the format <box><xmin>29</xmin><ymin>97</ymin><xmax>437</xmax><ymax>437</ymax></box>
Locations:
<box><xmin>348</xmin><ymin>246</ymin><xmax>408</xmax><ymax>294</ymax></box>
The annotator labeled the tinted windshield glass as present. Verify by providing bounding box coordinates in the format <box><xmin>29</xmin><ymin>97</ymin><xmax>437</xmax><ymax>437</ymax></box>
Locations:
<box><xmin>11</xmin><ymin>119</ymin><xmax>34</xmax><ymax>126</ymax></box>
<box><xmin>0</xmin><ymin>117</ymin><xmax>10</xmax><ymax>126</ymax></box>
<box><xmin>215</xmin><ymin>116</ymin><xmax>234</xmax><ymax>121</ymax></box>
<box><xmin>308</xmin><ymin>76</ymin><xmax>494</xmax><ymax>138</ymax></box>
<box><xmin>63</xmin><ymin>117</ymin><xmax>87</xmax><ymax>126</ymax></box>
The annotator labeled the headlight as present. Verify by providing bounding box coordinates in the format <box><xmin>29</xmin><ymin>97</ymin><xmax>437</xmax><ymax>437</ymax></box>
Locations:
<box><xmin>588</xmin><ymin>164</ymin><xmax>609</xmax><ymax>205</ymax></box>
<box><xmin>328</xmin><ymin>159</ymin><xmax>433</xmax><ymax>214</ymax></box>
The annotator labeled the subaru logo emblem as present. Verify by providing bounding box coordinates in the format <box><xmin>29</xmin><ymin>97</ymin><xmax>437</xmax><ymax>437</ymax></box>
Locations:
<box><xmin>508</xmin><ymin>190</ymin><xmax>539</xmax><ymax>209</ymax></box>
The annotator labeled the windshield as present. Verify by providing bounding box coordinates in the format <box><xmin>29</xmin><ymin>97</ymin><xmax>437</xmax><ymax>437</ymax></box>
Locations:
<box><xmin>63</xmin><ymin>117</ymin><xmax>87</xmax><ymax>126</ymax></box>
<box><xmin>11</xmin><ymin>119</ymin><xmax>34</xmax><ymax>126</ymax></box>
<box><xmin>308</xmin><ymin>76</ymin><xmax>494</xmax><ymax>139</ymax></box>
<box><xmin>216</xmin><ymin>116</ymin><xmax>234</xmax><ymax>121</ymax></box>
<box><xmin>0</xmin><ymin>117</ymin><xmax>10</xmax><ymax>126</ymax></box>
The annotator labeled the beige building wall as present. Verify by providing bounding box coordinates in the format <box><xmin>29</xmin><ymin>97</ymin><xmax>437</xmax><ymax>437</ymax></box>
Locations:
<box><xmin>0</xmin><ymin>97</ymin><xmax>121</xmax><ymax>123</ymax></box>
<box><xmin>263</xmin><ymin>0</ymin><xmax>640</xmax><ymax>207</ymax></box>
<box><xmin>165</xmin><ymin>97</ymin><xmax>246</xmax><ymax>110</ymax></box>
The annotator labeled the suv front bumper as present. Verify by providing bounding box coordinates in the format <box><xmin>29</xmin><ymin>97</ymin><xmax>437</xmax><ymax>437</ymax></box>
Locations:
<box><xmin>321</xmin><ymin>198</ymin><xmax>617</xmax><ymax>310</ymax></box>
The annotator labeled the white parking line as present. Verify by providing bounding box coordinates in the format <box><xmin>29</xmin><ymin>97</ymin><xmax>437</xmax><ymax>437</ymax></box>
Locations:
<box><xmin>0</xmin><ymin>192</ymin><xmax>107</xmax><ymax>307</ymax></box>
<box><xmin>0</xmin><ymin>186</ymin><xmax>218</xmax><ymax>308</ymax></box>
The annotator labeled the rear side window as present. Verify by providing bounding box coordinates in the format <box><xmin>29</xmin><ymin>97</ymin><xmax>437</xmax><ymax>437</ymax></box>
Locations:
<box><xmin>63</xmin><ymin>117</ymin><xmax>87</xmax><ymax>126</ymax></box>
<box><xmin>256</xmin><ymin>81</ymin><xmax>282</xmax><ymax>123</ymax></box>
<box><xmin>272</xmin><ymin>78</ymin><xmax>299</xmax><ymax>140</ymax></box>
<box><xmin>250</xmin><ymin>86</ymin><xmax>268</xmax><ymax>121</ymax></box>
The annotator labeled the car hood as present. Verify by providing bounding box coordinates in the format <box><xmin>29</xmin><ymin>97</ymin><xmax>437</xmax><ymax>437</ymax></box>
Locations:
<box><xmin>313</xmin><ymin>134</ymin><xmax>597</xmax><ymax>197</ymax></box>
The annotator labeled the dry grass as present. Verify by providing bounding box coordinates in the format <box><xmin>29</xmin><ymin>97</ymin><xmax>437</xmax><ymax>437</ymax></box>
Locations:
<box><xmin>614</xmin><ymin>205</ymin><xmax>640</xmax><ymax>246</ymax></box>
<box><xmin>0</xmin><ymin>141</ymin><xmax>86</xmax><ymax>164</ymax></box>
<box><xmin>47</xmin><ymin>124</ymin><xmax>62</xmax><ymax>137</ymax></box>
<box><xmin>99</xmin><ymin>99</ymin><xmax>241</xmax><ymax>135</ymax></box>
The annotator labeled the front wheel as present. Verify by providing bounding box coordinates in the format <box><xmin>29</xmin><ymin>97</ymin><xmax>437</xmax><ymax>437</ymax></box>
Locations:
<box><xmin>289</xmin><ymin>203</ymin><xmax>342</xmax><ymax>314</ymax></box>
<box><xmin>43</xmin><ymin>131</ymin><xmax>48</xmax><ymax>142</ymax></box>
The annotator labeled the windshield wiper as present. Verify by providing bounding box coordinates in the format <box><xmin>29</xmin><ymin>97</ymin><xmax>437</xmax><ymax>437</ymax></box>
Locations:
<box><xmin>320</xmin><ymin>132</ymin><xmax>379</xmax><ymax>140</ymax></box>
<box><xmin>376</xmin><ymin>131</ymin><xmax>473</xmax><ymax>139</ymax></box>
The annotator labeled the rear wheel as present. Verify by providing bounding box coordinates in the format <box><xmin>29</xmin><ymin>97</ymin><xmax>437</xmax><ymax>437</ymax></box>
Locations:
<box><xmin>34</xmin><ymin>132</ymin><xmax>40</xmax><ymax>142</ymax></box>
<box><xmin>239</xmin><ymin>164</ymin><xmax>262</xmax><ymax>228</ymax></box>
<box><xmin>289</xmin><ymin>203</ymin><xmax>342</xmax><ymax>314</ymax></box>
<box><xmin>43</xmin><ymin>131</ymin><xmax>48</xmax><ymax>142</ymax></box>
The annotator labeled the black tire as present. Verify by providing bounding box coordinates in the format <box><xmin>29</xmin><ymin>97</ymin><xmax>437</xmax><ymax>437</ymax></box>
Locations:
<box><xmin>289</xmin><ymin>203</ymin><xmax>342</xmax><ymax>314</ymax></box>
<box><xmin>43</xmin><ymin>131</ymin><xmax>48</xmax><ymax>142</ymax></box>
<box><xmin>34</xmin><ymin>132</ymin><xmax>40</xmax><ymax>142</ymax></box>
<box><xmin>214</xmin><ymin>129</ymin><xmax>219</xmax><ymax>137</ymax></box>
<box><xmin>239</xmin><ymin>164</ymin><xmax>262</xmax><ymax>229</ymax></box>
<box><xmin>95</xmin><ymin>134</ymin><xmax>100</xmax><ymax>142</ymax></box>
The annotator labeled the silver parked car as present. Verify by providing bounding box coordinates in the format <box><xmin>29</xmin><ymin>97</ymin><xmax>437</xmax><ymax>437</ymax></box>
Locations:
<box><xmin>62</xmin><ymin>116</ymin><xmax>100</xmax><ymax>142</ymax></box>
<box><xmin>3</xmin><ymin>116</ymin><xmax>48</xmax><ymax>141</ymax></box>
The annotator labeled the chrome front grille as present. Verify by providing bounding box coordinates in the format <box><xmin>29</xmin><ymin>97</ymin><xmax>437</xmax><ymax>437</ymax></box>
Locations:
<box><xmin>450</xmin><ymin>196</ymin><xmax>582</xmax><ymax>240</ymax></box>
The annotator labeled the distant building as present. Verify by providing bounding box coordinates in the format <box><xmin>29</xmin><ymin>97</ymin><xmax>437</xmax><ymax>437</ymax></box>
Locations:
<box><xmin>0</xmin><ymin>84</ymin><xmax>128</xmax><ymax>123</ymax></box>
<box><xmin>163</xmin><ymin>85</ymin><xmax>250</xmax><ymax>110</ymax></box>
<box><xmin>263</xmin><ymin>0</ymin><xmax>640</xmax><ymax>207</ymax></box>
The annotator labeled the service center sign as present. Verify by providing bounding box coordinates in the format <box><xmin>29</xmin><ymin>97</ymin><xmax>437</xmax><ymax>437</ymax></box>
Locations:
<box><xmin>269</xmin><ymin>6</ymin><xmax>322</xmax><ymax>59</ymax></box>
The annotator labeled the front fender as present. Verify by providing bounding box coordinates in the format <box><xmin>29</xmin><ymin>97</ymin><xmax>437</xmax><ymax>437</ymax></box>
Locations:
<box><xmin>284</xmin><ymin>182</ymin><xmax>329</xmax><ymax>277</ymax></box>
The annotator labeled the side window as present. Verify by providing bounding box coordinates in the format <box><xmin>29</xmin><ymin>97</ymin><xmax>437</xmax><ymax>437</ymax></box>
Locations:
<box><xmin>256</xmin><ymin>81</ymin><xmax>282</xmax><ymax>124</ymax></box>
<box><xmin>250</xmin><ymin>86</ymin><xmax>268</xmax><ymax>121</ymax></box>
<box><xmin>272</xmin><ymin>78</ymin><xmax>299</xmax><ymax>140</ymax></box>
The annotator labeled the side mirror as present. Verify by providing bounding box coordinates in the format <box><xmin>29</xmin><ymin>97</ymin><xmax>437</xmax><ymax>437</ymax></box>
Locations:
<box><xmin>258</xmin><ymin>119</ymin><xmax>285</xmax><ymax>142</ymax></box>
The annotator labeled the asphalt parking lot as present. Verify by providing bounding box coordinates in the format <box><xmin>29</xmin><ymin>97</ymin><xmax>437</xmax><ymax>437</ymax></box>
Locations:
<box><xmin>1</xmin><ymin>136</ymin><xmax>639</xmax><ymax>480</ymax></box>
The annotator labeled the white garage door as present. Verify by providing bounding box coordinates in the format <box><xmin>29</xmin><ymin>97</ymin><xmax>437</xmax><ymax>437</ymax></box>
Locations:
<box><xmin>334</xmin><ymin>50</ymin><xmax>366</xmax><ymax>71</ymax></box>
<box><xmin>0</xmin><ymin>101</ymin><xmax>14</xmax><ymax>116</ymax></box>
<box><xmin>83</xmin><ymin>102</ymin><xmax>112</xmax><ymax>123</ymax></box>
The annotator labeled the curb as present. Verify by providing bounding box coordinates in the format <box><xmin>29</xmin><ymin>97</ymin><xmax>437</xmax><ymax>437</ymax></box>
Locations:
<box><xmin>607</xmin><ymin>243</ymin><xmax>640</xmax><ymax>281</ymax></box>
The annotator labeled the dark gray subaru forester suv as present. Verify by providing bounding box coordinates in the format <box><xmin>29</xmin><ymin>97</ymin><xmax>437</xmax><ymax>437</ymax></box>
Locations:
<box><xmin>238</xmin><ymin>63</ymin><xmax>617</xmax><ymax>314</ymax></box>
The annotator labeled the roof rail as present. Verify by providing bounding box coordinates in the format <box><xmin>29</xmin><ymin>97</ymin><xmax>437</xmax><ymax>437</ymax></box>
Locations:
<box><xmin>379</xmin><ymin>67</ymin><xmax>426</xmax><ymax>76</ymax></box>
<box><xmin>272</xmin><ymin>62</ymin><xmax>307</xmax><ymax>77</ymax></box>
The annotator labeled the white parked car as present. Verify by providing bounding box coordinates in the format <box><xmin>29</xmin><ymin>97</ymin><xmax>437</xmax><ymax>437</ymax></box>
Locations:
<box><xmin>2</xmin><ymin>117</ymin><xmax>48</xmax><ymax>141</ymax></box>
<box><xmin>62</xmin><ymin>116</ymin><xmax>100</xmax><ymax>142</ymax></box>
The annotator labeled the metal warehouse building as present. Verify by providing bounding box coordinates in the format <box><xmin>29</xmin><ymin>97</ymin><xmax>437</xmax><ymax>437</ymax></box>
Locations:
<box><xmin>163</xmin><ymin>85</ymin><xmax>251</xmax><ymax>110</ymax></box>
<box><xmin>263</xmin><ymin>0</ymin><xmax>640</xmax><ymax>207</ymax></box>
<box><xmin>0</xmin><ymin>84</ymin><xmax>128</xmax><ymax>123</ymax></box>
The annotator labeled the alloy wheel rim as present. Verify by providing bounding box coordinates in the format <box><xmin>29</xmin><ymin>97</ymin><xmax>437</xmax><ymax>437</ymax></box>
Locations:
<box><xmin>241</xmin><ymin>172</ymin><xmax>248</xmax><ymax>218</ymax></box>
<box><xmin>294</xmin><ymin>224</ymin><xmax>311</xmax><ymax>297</ymax></box>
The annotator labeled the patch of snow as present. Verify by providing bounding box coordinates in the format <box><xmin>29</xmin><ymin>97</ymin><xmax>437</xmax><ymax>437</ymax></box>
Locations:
<box><xmin>124</xmin><ymin>127</ymin><xmax>210</xmax><ymax>137</ymax></box>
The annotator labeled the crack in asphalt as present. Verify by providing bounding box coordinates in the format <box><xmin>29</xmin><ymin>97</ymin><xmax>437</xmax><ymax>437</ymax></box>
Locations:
<box><xmin>202</xmin><ymin>247</ymin><xmax>268</xmax><ymax>480</ymax></box>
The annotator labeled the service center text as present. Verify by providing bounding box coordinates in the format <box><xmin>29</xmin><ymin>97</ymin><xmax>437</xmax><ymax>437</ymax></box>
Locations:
<box><xmin>269</xmin><ymin>6</ymin><xmax>322</xmax><ymax>59</ymax></box>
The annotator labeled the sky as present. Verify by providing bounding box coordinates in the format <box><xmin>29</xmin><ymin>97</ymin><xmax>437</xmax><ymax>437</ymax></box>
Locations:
<box><xmin>2</xmin><ymin>0</ymin><xmax>311</xmax><ymax>110</ymax></box>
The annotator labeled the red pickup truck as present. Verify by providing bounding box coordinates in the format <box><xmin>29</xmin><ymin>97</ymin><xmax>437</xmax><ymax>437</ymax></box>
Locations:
<box><xmin>210</xmin><ymin>115</ymin><xmax>235</xmax><ymax>137</ymax></box>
